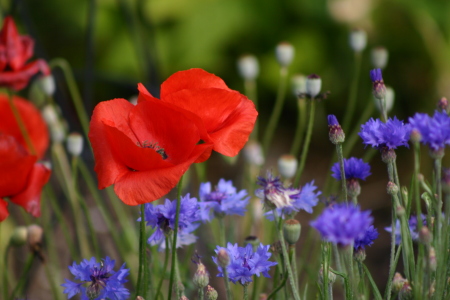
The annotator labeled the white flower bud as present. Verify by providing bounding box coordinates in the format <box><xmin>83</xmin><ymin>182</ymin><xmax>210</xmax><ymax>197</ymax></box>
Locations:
<box><xmin>10</xmin><ymin>226</ymin><xmax>28</xmax><ymax>247</ymax></box>
<box><xmin>50</xmin><ymin>121</ymin><xmax>66</xmax><ymax>143</ymax></box>
<box><xmin>244</xmin><ymin>140</ymin><xmax>264</xmax><ymax>166</ymax></box>
<box><xmin>238</xmin><ymin>55</ymin><xmax>259</xmax><ymax>80</ymax></box>
<box><xmin>41</xmin><ymin>104</ymin><xmax>59</xmax><ymax>126</ymax></box>
<box><xmin>306</xmin><ymin>74</ymin><xmax>322</xmax><ymax>98</ymax></box>
<box><xmin>67</xmin><ymin>132</ymin><xmax>84</xmax><ymax>156</ymax></box>
<box><xmin>278</xmin><ymin>154</ymin><xmax>298</xmax><ymax>179</ymax></box>
<box><xmin>374</xmin><ymin>85</ymin><xmax>394</xmax><ymax>113</ymax></box>
<box><xmin>371</xmin><ymin>47</ymin><xmax>389</xmax><ymax>69</ymax></box>
<box><xmin>349</xmin><ymin>29</ymin><xmax>367</xmax><ymax>52</ymax></box>
<box><xmin>38</xmin><ymin>74</ymin><xmax>56</xmax><ymax>96</ymax></box>
<box><xmin>27</xmin><ymin>224</ymin><xmax>43</xmax><ymax>249</ymax></box>
<box><xmin>275</xmin><ymin>42</ymin><xmax>295</xmax><ymax>67</ymax></box>
<box><xmin>291</xmin><ymin>74</ymin><xmax>307</xmax><ymax>96</ymax></box>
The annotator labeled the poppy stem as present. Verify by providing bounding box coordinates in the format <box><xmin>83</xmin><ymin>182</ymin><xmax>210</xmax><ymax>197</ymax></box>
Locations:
<box><xmin>6</xmin><ymin>90</ymin><xmax>37</xmax><ymax>155</ymax></box>
<box><xmin>136</xmin><ymin>203</ymin><xmax>146</xmax><ymax>298</ymax></box>
<box><xmin>168</xmin><ymin>175</ymin><xmax>184</xmax><ymax>300</ymax></box>
<box><xmin>10</xmin><ymin>253</ymin><xmax>35</xmax><ymax>299</ymax></box>
<box><xmin>290</xmin><ymin>97</ymin><xmax>307</xmax><ymax>157</ymax></box>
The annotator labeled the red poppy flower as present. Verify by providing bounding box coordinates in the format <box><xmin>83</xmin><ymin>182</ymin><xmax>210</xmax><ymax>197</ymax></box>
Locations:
<box><xmin>138</xmin><ymin>68</ymin><xmax>258</xmax><ymax>157</ymax></box>
<box><xmin>0</xmin><ymin>94</ymin><xmax>51</xmax><ymax>221</ymax></box>
<box><xmin>0</xmin><ymin>16</ymin><xmax>50</xmax><ymax>90</ymax></box>
<box><xmin>88</xmin><ymin>97</ymin><xmax>213</xmax><ymax>205</ymax></box>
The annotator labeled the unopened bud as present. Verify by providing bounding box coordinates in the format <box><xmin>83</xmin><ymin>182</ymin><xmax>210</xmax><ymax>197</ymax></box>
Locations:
<box><xmin>327</xmin><ymin>114</ymin><xmax>345</xmax><ymax>144</ymax></box>
<box><xmin>217</xmin><ymin>249</ymin><xmax>230</xmax><ymax>267</ymax></box>
<box><xmin>392</xmin><ymin>273</ymin><xmax>406</xmax><ymax>292</ymax></box>
<box><xmin>206</xmin><ymin>285</ymin><xmax>218</xmax><ymax>300</ymax></box>
<box><xmin>42</xmin><ymin>104</ymin><xmax>59</xmax><ymax>126</ymax></box>
<box><xmin>410</xmin><ymin>129</ymin><xmax>422</xmax><ymax>144</ymax></box>
<box><xmin>371</xmin><ymin>47</ymin><xmax>389</xmax><ymax>69</ymax></box>
<box><xmin>10</xmin><ymin>226</ymin><xmax>28</xmax><ymax>247</ymax></box>
<box><xmin>374</xmin><ymin>86</ymin><xmax>394</xmax><ymax>113</ymax></box>
<box><xmin>50</xmin><ymin>121</ymin><xmax>66</xmax><ymax>143</ymax></box>
<box><xmin>278</xmin><ymin>155</ymin><xmax>298</xmax><ymax>179</ymax></box>
<box><xmin>370</xmin><ymin>69</ymin><xmax>386</xmax><ymax>100</ymax></box>
<box><xmin>193</xmin><ymin>262</ymin><xmax>209</xmax><ymax>288</ymax></box>
<box><xmin>135</xmin><ymin>297</ymin><xmax>144</xmax><ymax>300</ymax></box>
<box><xmin>38</xmin><ymin>74</ymin><xmax>56</xmax><ymax>96</ymax></box>
<box><xmin>275</xmin><ymin>42</ymin><xmax>294</xmax><ymax>67</ymax></box>
<box><xmin>245</xmin><ymin>236</ymin><xmax>260</xmax><ymax>251</ymax></box>
<box><xmin>354</xmin><ymin>248</ymin><xmax>366</xmax><ymax>262</ymax></box>
<box><xmin>291</xmin><ymin>74</ymin><xmax>307</xmax><ymax>97</ymax></box>
<box><xmin>66</xmin><ymin>132</ymin><xmax>84</xmax><ymax>156</ymax></box>
<box><xmin>259</xmin><ymin>294</ymin><xmax>268</xmax><ymax>300</ymax></box>
<box><xmin>399</xmin><ymin>281</ymin><xmax>412</xmax><ymax>300</ymax></box>
<box><xmin>318</xmin><ymin>265</ymin><xmax>336</xmax><ymax>284</ymax></box>
<box><xmin>306</xmin><ymin>74</ymin><xmax>321</xmax><ymax>98</ymax></box>
<box><xmin>283</xmin><ymin>219</ymin><xmax>301</xmax><ymax>245</ymax></box>
<box><xmin>396</xmin><ymin>205</ymin><xmax>405</xmax><ymax>217</ymax></box>
<box><xmin>429</xmin><ymin>247</ymin><xmax>437</xmax><ymax>271</ymax></box>
<box><xmin>381</xmin><ymin>148</ymin><xmax>396</xmax><ymax>164</ymax></box>
<box><xmin>387</xmin><ymin>182</ymin><xmax>399</xmax><ymax>196</ymax></box>
<box><xmin>27</xmin><ymin>224</ymin><xmax>43</xmax><ymax>252</ymax></box>
<box><xmin>244</xmin><ymin>140</ymin><xmax>264</xmax><ymax>166</ymax></box>
<box><xmin>349</xmin><ymin>28</ymin><xmax>367</xmax><ymax>52</ymax></box>
<box><xmin>419</xmin><ymin>226</ymin><xmax>432</xmax><ymax>245</ymax></box>
<box><xmin>347</xmin><ymin>179</ymin><xmax>361</xmax><ymax>198</ymax></box>
<box><xmin>437</xmin><ymin>97</ymin><xmax>448</xmax><ymax>112</ymax></box>
<box><xmin>238</xmin><ymin>55</ymin><xmax>259</xmax><ymax>80</ymax></box>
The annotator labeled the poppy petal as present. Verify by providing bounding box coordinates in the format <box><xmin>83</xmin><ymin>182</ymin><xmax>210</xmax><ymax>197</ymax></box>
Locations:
<box><xmin>0</xmin><ymin>199</ymin><xmax>8</xmax><ymax>222</ymax></box>
<box><xmin>10</xmin><ymin>163</ymin><xmax>51</xmax><ymax>217</ymax></box>
<box><xmin>161</xmin><ymin>68</ymin><xmax>229</xmax><ymax>97</ymax></box>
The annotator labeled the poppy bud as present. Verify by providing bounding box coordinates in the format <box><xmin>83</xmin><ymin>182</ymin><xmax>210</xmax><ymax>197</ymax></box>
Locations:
<box><xmin>37</xmin><ymin>74</ymin><xmax>56</xmax><ymax>96</ymax></box>
<box><xmin>349</xmin><ymin>28</ymin><xmax>367</xmax><ymax>52</ymax></box>
<box><xmin>243</xmin><ymin>140</ymin><xmax>264</xmax><ymax>166</ymax></box>
<box><xmin>387</xmin><ymin>182</ymin><xmax>399</xmax><ymax>196</ymax></box>
<box><xmin>306</xmin><ymin>74</ymin><xmax>321</xmax><ymax>98</ymax></box>
<box><xmin>10</xmin><ymin>226</ymin><xmax>28</xmax><ymax>247</ymax></box>
<box><xmin>67</xmin><ymin>132</ymin><xmax>84</xmax><ymax>156</ymax></box>
<box><xmin>371</xmin><ymin>47</ymin><xmax>389</xmax><ymax>69</ymax></box>
<box><xmin>238</xmin><ymin>54</ymin><xmax>259</xmax><ymax>81</ymax></box>
<box><xmin>27</xmin><ymin>224</ymin><xmax>43</xmax><ymax>251</ymax></box>
<box><xmin>275</xmin><ymin>42</ymin><xmax>295</xmax><ymax>67</ymax></box>
<box><xmin>327</xmin><ymin>114</ymin><xmax>345</xmax><ymax>144</ymax></box>
<box><xmin>193</xmin><ymin>262</ymin><xmax>209</xmax><ymax>289</ymax></box>
<box><xmin>278</xmin><ymin>154</ymin><xmax>298</xmax><ymax>179</ymax></box>
<box><xmin>374</xmin><ymin>86</ymin><xmax>394</xmax><ymax>113</ymax></box>
<box><xmin>217</xmin><ymin>249</ymin><xmax>230</xmax><ymax>267</ymax></box>
<box><xmin>370</xmin><ymin>69</ymin><xmax>386</xmax><ymax>100</ymax></box>
<box><xmin>396</xmin><ymin>205</ymin><xmax>405</xmax><ymax>217</ymax></box>
<box><xmin>50</xmin><ymin>121</ymin><xmax>66</xmax><ymax>143</ymax></box>
<box><xmin>206</xmin><ymin>285</ymin><xmax>218</xmax><ymax>300</ymax></box>
<box><xmin>42</xmin><ymin>104</ymin><xmax>59</xmax><ymax>126</ymax></box>
<box><xmin>291</xmin><ymin>74</ymin><xmax>307</xmax><ymax>97</ymax></box>
<box><xmin>419</xmin><ymin>226</ymin><xmax>432</xmax><ymax>245</ymax></box>
<box><xmin>283</xmin><ymin>219</ymin><xmax>301</xmax><ymax>245</ymax></box>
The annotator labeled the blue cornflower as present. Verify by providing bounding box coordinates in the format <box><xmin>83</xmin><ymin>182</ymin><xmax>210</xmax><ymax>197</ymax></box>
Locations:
<box><xmin>409</xmin><ymin>110</ymin><xmax>450</xmax><ymax>151</ymax></box>
<box><xmin>255</xmin><ymin>171</ymin><xmax>299</xmax><ymax>209</ymax></box>
<box><xmin>354</xmin><ymin>225</ymin><xmax>378</xmax><ymax>250</ymax></box>
<box><xmin>212</xmin><ymin>243</ymin><xmax>277</xmax><ymax>285</ymax></box>
<box><xmin>265</xmin><ymin>181</ymin><xmax>320</xmax><ymax>220</ymax></box>
<box><xmin>370</xmin><ymin>69</ymin><xmax>386</xmax><ymax>100</ymax></box>
<box><xmin>198</xmin><ymin>179</ymin><xmax>249</xmax><ymax>222</ymax></box>
<box><xmin>328</xmin><ymin>114</ymin><xmax>339</xmax><ymax>126</ymax></box>
<box><xmin>328</xmin><ymin>114</ymin><xmax>345</xmax><ymax>144</ymax></box>
<box><xmin>310</xmin><ymin>203</ymin><xmax>373</xmax><ymax>246</ymax></box>
<box><xmin>331</xmin><ymin>157</ymin><xmax>371</xmax><ymax>181</ymax></box>
<box><xmin>359</xmin><ymin>117</ymin><xmax>411</xmax><ymax>150</ymax></box>
<box><xmin>370</xmin><ymin>69</ymin><xmax>383</xmax><ymax>82</ymax></box>
<box><xmin>61</xmin><ymin>257</ymin><xmax>129</xmax><ymax>300</ymax></box>
<box><xmin>142</xmin><ymin>194</ymin><xmax>200</xmax><ymax>247</ymax></box>
<box><xmin>385</xmin><ymin>215</ymin><xmax>426</xmax><ymax>245</ymax></box>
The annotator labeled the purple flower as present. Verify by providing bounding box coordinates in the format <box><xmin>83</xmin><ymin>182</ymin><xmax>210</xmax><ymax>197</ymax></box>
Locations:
<box><xmin>199</xmin><ymin>179</ymin><xmax>249</xmax><ymax>222</ymax></box>
<box><xmin>385</xmin><ymin>215</ymin><xmax>426</xmax><ymax>245</ymax></box>
<box><xmin>61</xmin><ymin>257</ymin><xmax>130</xmax><ymax>300</ymax></box>
<box><xmin>310</xmin><ymin>203</ymin><xmax>373</xmax><ymax>246</ymax></box>
<box><xmin>328</xmin><ymin>114</ymin><xmax>339</xmax><ymax>126</ymax></box>
<box><xmin>370</xmin><ymin>69</ymin><xmax>383</xmax><ymax>82</ymax></box>
<box><xmin>409</xmin><ymin>111</ymin><xmax>450</xmax><ymax>151</ymax></box>
<box><xmin>370</xmin><ymin>69</ymin><xmax>386</xmax><ymax>100</ymax></box>
<box><xmin>328</xmin><ymin>114</ymin><xmax>345</xmax><ymax>144</ymax></box>
<box><xmin>256</xmin><ymin>171</ymin><xmax>298</xmax><ymax>209</ymax></box>
<box><xmin>359</xmin><ymin>117</ymin><xmax>411</xmax><ymax>150</ymax></box>
<box><xmin>354</xmin><ymin>225</ymin><xmax>378</xmax><ymax>250</ymax></box>
<box><xmin>142</xmin><ymin>194</ymin><xmax>200</xmax><ymax>247</ymax></box>
<box><xmin>265</xmin><ymin>181</ymin><xmax>320</xmax><ymax>220</ymax></box>
<box><xmin>331</xmin><ymin>157</ymin><xmax>371</xmax><ymax>181</ymax></box>
<box><xmin>212</xmin><ymin>243</ymin><xmax>277</xmax><ymax>285</ymax></box>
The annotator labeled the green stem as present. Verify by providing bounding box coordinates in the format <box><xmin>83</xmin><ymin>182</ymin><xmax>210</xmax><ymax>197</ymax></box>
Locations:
<box><xmin>199</xmin><ymin>286</ymin><xmax>204</xmax><ymax>300</ymax></box>
<box><xmin>289</xmin><ymin>246</ymin><xmax>299</xmax><ymax>291</ymax></box>
<box><xmin>244</xmin><ymin>284</ymin><xmax>249</xmax><ymax>300</ymax></box>
<box><xmin>267</xmin><ymin>273</ymin><xmax>287</xmax><ymax>300</ymax></box>
<box><xmin>245</xmin><ymin>79</ymin><xmax>258</xmax><ymax>139</ymax></box>
<box><xmin>290</xmin><ymin>97</ymin><xmax>307</xmax><ymax>157</ymax></box>
<box><xmin>155</xmin><ymin>235</ymin><xmax>170</xmax><ymax>300</ymax></box>
<box><xmin>322</xmin><ymin>243</ymin><xmax>330</xmax><ymax>300</ymax></box>
<box><xmin>2</xmin><ymin>244</ymin><xmax>10</xmax><ymax>300</ymax></box>
<box><xmin>275</xmin><ymin>212</ymin><xmax>301</xmax><ymax>300</ymax></box>
<box><xmin>262</xmin><ymin>67</ymin><xmax>289</xmax><ymax>155</ymax></box>
<box><xmin>250</xmin><ymin>276</ymin><xmax>259</xmax><ymax>300</ymax></box>
<box><xmin>360</xmin><ymin>263</ymin><xmax>382</xmax><ymax>300</ymax></box>
<box><xmin>336</xmin><ymin>143</ymin><xmax>348</xmax><ymax>203</ymax></box>
<box><xmin>136</xmin><ymin>204</ymin><xmax>146</xmax><ymax>298</ymax></box>
<box><xmin>168</xmin><ymin>175</ymin><xmax>184</xmax><ymax>300</ymax></box>
<box><xmin>43</xmin><ymin>262</ymin><xmax>62</xmax><ymax>300</ymax></box>
<box><xmin>222</xmin><ymin>268</ymin><xmax>233</xmax><ymax>300</ymax></box>
<box><xmin>342</xmin><ymin>246</ymin><xmax>355</xmax><ymax>299</ymax></box>
<box><xmin>330</xmin><ymin>269</ymin><xmax>351</xmax><ymax>300</ymax></box>
<box><xmin>218</xmin><ymin>217</ymin><xmax>226</xmax><ymax>247</ymax></box>
<box><xmin>10</xmin><ymin>254</ymin><xmax>35</xmax><ymax>300</ymax></box>
<box><xmin>342</xmin><ymin>52</ymin><xmax>362</xmax><ymax>132</ymax></box>
<box><xmin>385</xmin><ymin>206</ymin><xmax>398</xmax><ymax>300</ymax></box>
<box><xmin>294</xmin><ymin>99</ymin><xmax>316</xmax><ymax>186</ymax></box>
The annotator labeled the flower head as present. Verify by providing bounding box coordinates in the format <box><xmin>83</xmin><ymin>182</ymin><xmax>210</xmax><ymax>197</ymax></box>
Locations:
<box><xmin>142</xmin><ymin>194</ymin><xmax>200</xmax><ymax>247</ymax></box>
<box><xmin>0</xmin><ymin>16</ymin><xmax>50</xmax><ymax>90</ymax></box>
<box><xmin>408</xmin><ymin>111</ymin><xmax>450</xmax><ymax>151</ymax></box>
<box><xmin>359</xmin><ymin>117</ymin><xmax>411</xmax><ymax>150</ymax></box>
<box><xmin>354</xmin><ymin>225</ymin><xmax>378</xmax><ymax>250</ymax></box>
<box><xmin>311</xmin><ymin>203</ymin><xmax>373</xmax><ymax>246</ymax></box>
<box><xmin>61</xmin><ymin>257</ymin><xmax>130</xmax><ymax>300</ymax></box>
<box><xmin>199</xmin><ymin>179</ymin><xmax>249</xmax><ymax>222</ymax></box>
<box><xmin>369</xmin><ymin>69</ymin><xmax>386</xmax><ymax>100</ymax></box>
<box><xmin>331</xmin><ymin>157</ymin><xmax>371</xmax><ymax>181</ymax></box>
<box><xmin>327</xmin><ymin>114</ymin><xmax>345</xmax><ymax>144</ymax></box>
<box><xmin>385</xmin><ymin>215</ymin><xmax>426</xmax><ymax>245</ymax></box>
<box><xmin>255</xmin><ymin>171</ymin><xmax>297</xmax><ymax>209</ymax></box>
<box><xmin>212</xmin><ymin>243</ymin><xmax>277</xmax><ymax>285</ymax></box>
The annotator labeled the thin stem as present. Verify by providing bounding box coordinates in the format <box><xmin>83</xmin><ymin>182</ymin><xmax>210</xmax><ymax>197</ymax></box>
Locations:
<box><xmin>290</xmin><ymin>97</ymin><xmax>307</xmax><ymax>156</ymax></box>
<box><xmin>336</xmin><ymin>143</ymin><xmax>348</xmax><ymax>203</ymax></box>
<box><xmin>198</xmin><ymin>286</ymin><xmax>204</xmax><ymax>300</ymax></box>
<box><xmin>385</xmin><ymin>207</ymin><xmax>398</xmax><ymax>300</ymax></box>
<box><xmin>250</xmin><ymin>276</ymin><xmax>259</xmax><ymax>300</ymax></box>
<box><xmin>289</xmin><ymin>246</ymin><xmax>299</xmax><ymax>291</ymax></box>
<box><xmin>341</xmin><ymin>246</ymin><xmax>355</xmax><ymax>299</ymax></box>
<box><xmin>245</xmin><ymin>79</ymin><xmax>258</xmax><ymax>139</ymax></box>
<box><xmin>342</xmin><ymin>51</ymin><xmax>362</xmax><ymax>132</ymax></box>
<box><xmin>294</xmin><ymin>99</ymin><xmax>316</xmax><ymax>186</ymax></box>
<box><xmin>322</xmin><ymin>243</ymin><xmax>330</xmax><ymax>300</ymax></box>
<box><xmin>155</xmin><ymin>235</ymin><xmax>171</xmax><ymax>300</ymax></box>
<box><xmin>10</xmin><ymin>254</ymin><xmax>35</xmax><ymax>299</ymax></box>
<box><xmin>2</xmin><ymin>244</ymin><xmax>10</xmax><ymax>300</ymax></box>
<box><xmin>244</xmin><ymin>284</ymin><xmax>249</xmax><ymax>300</ymax></box>
<box><xmin>43</xmin><ymin>262</ymin><xmax>62</xmax><ymax>300</ymax></box>
<box><xmin>330</xmin><ymin>269</ymin><xmax>351</xmax><ymax>300</ymax></box>
<box><xmin>262</xmin><ymin>67</ymin><xmax>289</xmax><ymax>155</ymax></box>
<box><xmin>360</xmin><ymin>263</ymin><xmax>382</xmax><ymax>300</ymax></box>
<box><xmin>168</xmin><ymin>175</ymin><xmax>184</xmax><ymax>300</ymax></box>
<box><xmin>274</xmin><ymin>212</ymin><xmax>301</xmax><ymax>300</ymax></box>
<box><xmin>223</xmin><ymin>267</ymin><xmax>233</xmax><ymax>300</ymax></box>
<box><xmin>218</xmin><ymin>217</ymin><xmax>226</xmax><ymax>247</ymax></box>
<box><xmin>267</xmin><ymin>273</ymin><xmax>287</xmax><ymax>300</ymax></box>
<box><xmin>136</xmin><ymin>204</ymin><xmax>146</xmax><ymax>298</ymax></box>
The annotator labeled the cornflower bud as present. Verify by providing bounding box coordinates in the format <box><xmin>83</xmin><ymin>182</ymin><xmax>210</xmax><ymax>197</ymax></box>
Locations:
<box><xmin>399</xmin><ymin>281</ymin><xmax>412</xmax><ymax>300</ymax></box>
<box><xmin>347</xmin><ymin>179</ymin><xmax>361</xmax><ymax>198</ymax></box>
<box><xmin>387</xmin><ymin>181</ymin><xmax>399</xmax><ymax>196</ymax></box>
<box><xmin>243</xmin><ymin>140</ymin><xmax>264</xmax><ymax>166</ymax></box>
<box><xmin>429</xmin><ymin>247</ymin><xmax>437</xmax><ymax>271</ymax></box>
<box><xmin>291</xmin><ymin>74</ymin><xmax>307</xmax><ymax>97</ymax></box>
<box><xmin>327</xmin><ymin>114</ymin><xmax>345</xmax><ymax>144</ymax></box>
<box><xmin>238</xmin><ymin>54</ymin><xmax>259</xmax><ymax>81</ymax></box>
<box><xmin>206</xmin><ymin>285</ymin><xmax>218</xmax><ymax>300</ymax></box>
<box><xmin>217</xmin><ymin>249</ymin><xmax>230</xmax><ymax>267</ymax></box>
<box><xmin>354</xmin><ymin>248</ymin><xmax>366</xmax><ymax>262</ymax></box>
<box><xmin>349</xmin><ymin>28</ymin><xmax>367</xmax><ymax>52</ymax></box>
<box><xmin>193</xmin><ymin>262</ymin><xmax>209</xmax><ymax>289</ymax></box>
<box><xmin>374</xmin><ymin>86</ymin><xmax>394</xmax><ymax>113</ymax></box>
<box><xmin>278</xmin><ymin>154</ymin><xmax>298</xmax><ymax>179</ymax></box>
<box><xmin>396</xmin><ymin>205</ymin><xmax>405</xmax><ymax>217</ymax></box>
<box><xmin>419</xmin><ymin>226</ymin><xmax>432</xmax><ymax>245</ymax></box>
<box><xmin>392</xmin><ymin>273</ymin><xmax>406</xmax><ymax>292</ymax></box>
<box><xmin>370</xmin><ymin>69</ymin><xmax>386</xmax><ymax>100</ymax></box>
<box><xmin>37</xmin><ymin>74</ymin><xmax>56</xmax><ymax>96</ymax></box>
<box><xmin>67</xmin><ymin>132</ymin><xmax>84</xmax><ymax>156</ymax></box>
<box><xmin>283</xmin><ymin>219</ymin><xmax>301</xmax><ymax>245</ymax></box>
<box><xmin>10</xmin><ymin>226</ymin><xmax>28</xmax><ymax>247</ymax></box>
<box><xmin>371</xmin><ymin>47</ymin><xmax>389</xmax><ymax>69</ymax></box>
<box><xmin>381</xmin><ymin>148</ymin><xmax>396</xmax><ymax>164</ymax></box>
<box><xmin>410</xmin><ymin>129</ymin><xmax>422</xmax><ymax>144</ymax></box>
<box><xmin>306</xmin><ymin>74</ymin><xmax>322</xmax><ymax>98</ymax></box>
<box><xmin>437</xmin><ymin>97</ymin><xmax>448</xmax><ymax>112</ymax></box>
<box><xmin>275</xmin><ymin>42</ymin><xmax>294</xmax><ymax>67</ymax></box>
<box><xmin>318</xmin><ymin>265</ymin><xmax>336</xmax><ymax>285</ymax></box>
